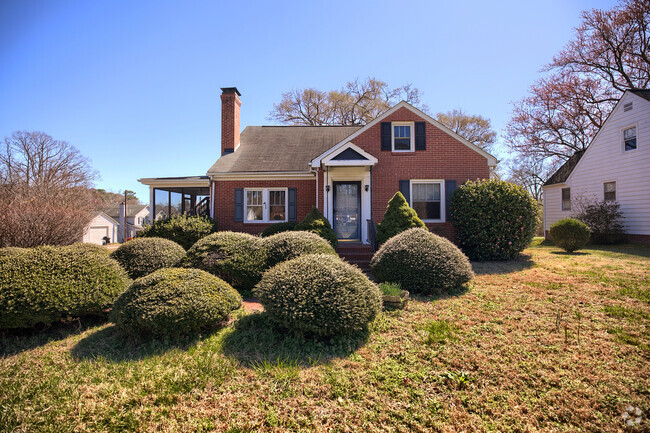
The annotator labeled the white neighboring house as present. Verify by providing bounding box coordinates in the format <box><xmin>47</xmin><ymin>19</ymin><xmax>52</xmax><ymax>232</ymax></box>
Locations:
<box><xmin>82</xmin><ymin>204</ymin><xmax>150</xmax><ymax>245</ymax></box>
<box><xmin>543</xmin><ymin>89</ymin><xmax>650</xmax><ymax>244</ymax></box>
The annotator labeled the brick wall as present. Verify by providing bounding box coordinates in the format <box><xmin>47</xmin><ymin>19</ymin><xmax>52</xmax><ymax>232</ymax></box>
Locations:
<box><xmin>213</xmin><ymin>179</ymin><xmax>316</xmax><ymax>234</ymax></box>
<box><xmin>351</xmin><ymin>107</ymin><xmax>490</xmax><ymax>241</ymax></box>
<box><xmin>221</xmin><ymin>90</ymin><xmax>241</xmax><ymax>155</ymax></box>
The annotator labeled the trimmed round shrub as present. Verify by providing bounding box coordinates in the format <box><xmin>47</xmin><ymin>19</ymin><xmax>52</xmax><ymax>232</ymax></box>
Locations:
<box><xmin>371</xmin><ymin>228</ymin><xmax>474</xmax><ymax>295</ymax></box>
<box><xmin>254</xmin><ymin>254</ymin><xmax>382</xmax><ymax>336</ymax></box>
<box><xmin>0</xmin><ymin>247</ymin><xmax>27</xmax><ymax>257</ymax></box>
<box><xmin>295</xmin><ymin>207</ymin><xmax>338</xmax><ymax>248</ymax></box>
<box><xmin>183</xmin><ymin>231</ymin><xmax>265</xmax><ymax>291</ymax></box>
<box><xmin>260</xmin><ymin>230</ymin><xmax>336</xmax><ymax>271</ymax></box>
<box><xmin>0</xmin><ymin>245</ymin><xmax>130</xmax><ymax>329</ymax></box>
<box><xmin>450</xmin><ymin>180</ymin><xmax>538</xmax><ymax>261</ymax></box>
<box><xmin>376</xmin><ymin>192</ymin><xmax>425</xmax><ymax>245</ymax></box>
<box><xmin>260</xmin><ymin>221</ymin><xmax>297</xmax><ymax>237</ymax></box>
<box><xmin>550</xmin><ymin>218</ymin><xmax>591</xmax><ymax>252</ymax></box>
<box><xmin>111</xmin><ymin>237</ymin><xmax>186</xmax><ymax>279</ymax></box>
<box><xmin>110</xmin><ymin>268</ymin><xmax>241</xmax><ymax>339</ymax></box>
<box><xmin>138</xmin><ymin>214</ymin><xmax>218</xmax><ymax>250</ymax></box>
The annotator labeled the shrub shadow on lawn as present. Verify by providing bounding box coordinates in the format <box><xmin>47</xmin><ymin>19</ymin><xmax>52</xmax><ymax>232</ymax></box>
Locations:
<box><xmin>221</xmin><ymin>312</ymin><xmax>369</xmax><ymax>368</ymax></box>
<box><xmin>471</xmin><ymin>254</ymin><xmax>535</xmax><ymax>275</ymax></box>
<box><xmin>0</xmin><ymin>315</ymin><xmax>108</xmax><ymax>357</ymax></box>
<box><xmin>71</xmin><ymin>324</ymin><xmax>213</xmax><ymax>362</ymax></box>
<box><xmin>550</xmin><ymin>251</ymin><xmax>590</xmax><ymax>256</ymax></box>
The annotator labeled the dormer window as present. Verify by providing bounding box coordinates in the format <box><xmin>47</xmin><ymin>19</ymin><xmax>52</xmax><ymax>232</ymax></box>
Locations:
<box><xmin>392</xmin><ymin>122</ymin><xmax>414</xmax><ymax>152</ymax></box>
<box><xmin>623</xmin><ymin>126</ymin><xmax>637</xmax><ymax>151</ymax></box>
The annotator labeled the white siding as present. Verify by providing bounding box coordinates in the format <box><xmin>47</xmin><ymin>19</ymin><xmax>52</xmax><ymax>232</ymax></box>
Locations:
<box><xmin>82</xmin><ymin>214</ymin><xmax>119</xmax><ymax>245</ymax></box>
<box><xmin>543</xmin><ymin>92</ymin><xmax>650</xmax><ymax>235</ymax></box>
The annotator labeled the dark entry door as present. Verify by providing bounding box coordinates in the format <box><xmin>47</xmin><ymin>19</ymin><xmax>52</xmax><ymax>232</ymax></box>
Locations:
<box><xmin>333</xmin><ymin>181</ymin><xmax>361</xmax><ymax>240</ymax></box>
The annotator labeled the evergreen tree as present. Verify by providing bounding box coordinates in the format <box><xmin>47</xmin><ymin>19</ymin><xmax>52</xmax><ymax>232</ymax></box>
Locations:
<box><xmin>376</xmin><ymin>192</ymin><xmax>425</xmax><ymax>245</ymax></box>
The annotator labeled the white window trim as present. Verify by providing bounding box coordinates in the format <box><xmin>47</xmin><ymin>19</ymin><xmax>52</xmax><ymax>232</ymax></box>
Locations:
<box><xmin>391</xmin><ymin>121</ymin><xmax>415</xmax><ymax>152</ymax></box>
<box><xmin>622</xmin><ymin>123</ymin><xmax>637</xmax><ymax>152</ymax></box>
<box><xmin>410</xmin><ymin>179</ymin><xmax>445</xmax><ymax>223</ymax></box>
<box><xmin>243</xmin><ymin>188</ymin><xmax>288</xmax><ymax>223</ymax></box>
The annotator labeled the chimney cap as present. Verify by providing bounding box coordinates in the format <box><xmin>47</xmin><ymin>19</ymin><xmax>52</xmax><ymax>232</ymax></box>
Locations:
<box><xmin>221</xmin><ymin>87</ymin><xmax>241</xmax><ymax>96</ymax></box>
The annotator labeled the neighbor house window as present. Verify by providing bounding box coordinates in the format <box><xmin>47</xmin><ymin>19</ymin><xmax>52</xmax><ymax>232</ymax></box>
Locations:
<box><xmin>561</xmin><ymin>188</ymin><xmax>571</xmax><ymax>211</ymax></box>
<box><xmin>245</xmin><ymin>188</ymin><xmax>287</xmax><ymax>222</ymax></box>
<box><xmin>604</xmin><ymin>181</ymin><xmax>616</xmax><ymax>201</ymax></box>
<box><xmin>411</xmin><ymin>181</ymin><xmax>444</xmax><ymax>221</ymax></box>
<box><xmin>392</xmin><ymin>122</ymin><xmax>414</xmax><ymax>152</ymax></box>
<box><xmin>623</xmin><ymin>126</ymin><xmax>637</xmax><ymax>151</ymax></box>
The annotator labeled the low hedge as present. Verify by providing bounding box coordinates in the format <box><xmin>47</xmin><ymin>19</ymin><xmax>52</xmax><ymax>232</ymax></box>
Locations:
<box><xmin>295</xmin><ymin>208</ymin><xmax>337</xmax><ymax>248</ymax></box>
<box><xmin>138</xmin><ymin>214</ymin><xmax>218</xmax><ymax>250</ymax></box>
<box><xmin>111</xmin><ymin>237</ymin><xmax>186</xmax><ymax>279</ymax></box>
<box><xmin>183</xmin><ymin>231</ymin><xmax>265</xmax><ymax>291</ymax></box>
<box><xmin>260</xmin><ymin>221</ymin><xmax>297</xmax><ymax>237</ymax></box>
<box><xmin>371</xmin><ymin>228</ymin><xmax>474</xmax><ymax>295</ymax></box>
<box><xmin>0</xmin><ymin>244</ymin><xmax>130</xmax><ymax>329</ymax></box>
<box><xmin>110</xmin><ymin>268</ymin><xmax>241</xmax><ymax>339</ymax></box>
<box><xmin>550</xmin><ymin>218</ymin><xmax>591</xmax><ymax>252</ymax></box>
<box><xmin>260</xmin><ymin>230</ymin><xmax>336</xmax><ymax>270</ymax></box>
<box><xmin>254</xmin><ymin>254</ymin><xmax>382</xmax><ymax>336</ymax></box>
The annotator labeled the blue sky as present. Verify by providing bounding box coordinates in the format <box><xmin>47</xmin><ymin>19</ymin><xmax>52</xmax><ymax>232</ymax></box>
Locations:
<box><xmin>0</xmin><ymin>0</ymin><xmax>615</xmax><ymax>202</ymax></box>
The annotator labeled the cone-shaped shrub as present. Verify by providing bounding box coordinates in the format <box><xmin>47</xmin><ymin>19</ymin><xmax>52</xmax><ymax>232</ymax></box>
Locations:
<box><xmin>138</xmin><ymin>214</ymin><xmax>218</xmax><ymax>250</ymax></box>
<box><xmin>183</xmin><ymin>231</ymin><xmax>265</xmax><ymax>291</ymax></box>
<box><xmin>449</xmin><ymin>180</ymin><xmax>538</xmax><ymax>260</ymax></box>
<box><xmin>111</xmin><ymin>237</ymin><xmax>186</xmax><ymax>279</ymax></box>
<box><xmin>376</xmin><ymin>192</ymin><xmax>425</xmax><ymax>245</ymax></box>
<box><xmin>295</xmin><ymin>207</ymin><xmax>338</xmax><ymax>248</ymax></box>
<box><xmin>261</xmin><ymin>230</ymin><xmax>336</xmax><ymax>270</ymax></box>
<box><xmin>550</xmin><ymin>218</ymin><xmax>591</xmax><ymax>252</ymax></box>
<box><xmin>0</xmin><ymin>245</ymin><xmax>130</xmax><ymax>329</ymax></box>
<box><xmin>371</xmin><ymin>228</ymin><xmax>474</xmax><ymax>295</ymax></box>
<box><xmin>254</xmin><ymin>254</ymin><xmax>382</xmax><ymax>336</ymax></box>
<box><xmin>111</xmin><ymin>268</ymin><xmax>241</xmax><ymax>339</ymax></box>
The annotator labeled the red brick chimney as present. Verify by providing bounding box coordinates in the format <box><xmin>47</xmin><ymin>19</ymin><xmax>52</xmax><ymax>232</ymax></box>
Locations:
<box><xmin>220</xmin><ymin>87</ymin><xmax>241</xmax><ymax>156</ymax></box>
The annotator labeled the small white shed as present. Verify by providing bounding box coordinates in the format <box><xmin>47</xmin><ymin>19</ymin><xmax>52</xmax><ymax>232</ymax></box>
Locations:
<box><xmin>82</xmin><ymin>212</ymin><xmax>119</xmax><ymax>245</ymax></box>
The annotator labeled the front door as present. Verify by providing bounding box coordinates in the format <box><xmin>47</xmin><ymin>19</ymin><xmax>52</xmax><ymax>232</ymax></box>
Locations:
<box><xmin>333</xmin><ymin>181</ymin><xmax>361</xmax><ymax>240</ymax></box>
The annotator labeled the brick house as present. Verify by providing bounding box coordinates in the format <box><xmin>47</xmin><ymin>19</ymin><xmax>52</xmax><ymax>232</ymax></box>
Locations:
<box><xmin>139</xmin><ymin>87</ymin><xmax>498</xmax><ymax>245</ymax></box>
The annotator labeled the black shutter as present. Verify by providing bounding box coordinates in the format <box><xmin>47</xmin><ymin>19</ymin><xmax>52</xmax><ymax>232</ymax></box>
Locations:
<box><xmin>234</xmin><ymin>188</ymin><xmax>244</xmax><ymax>222</ymax></box>
<box><xmin>399</xmin><ymin>180</ymin><xmax>410</xmax><ymax>204</ymax></box>
<box><xmin>288</xmin><ymin>188</ymin><xmax>297</xmax><ymax>221</ymax></box>
<box><xmin>445</xmin><ymin>180</ymin><xmax>456</xmax><ymax>221</ymax></box>
<box><xmin>381</xmin><ymin>122</ymin><xmax>391</xmax><ymax>151</ymax></box>
<box><xmin>415</xmin><ymin>122</ymin><xmax>426</xmax><ymax>150</ymax></box>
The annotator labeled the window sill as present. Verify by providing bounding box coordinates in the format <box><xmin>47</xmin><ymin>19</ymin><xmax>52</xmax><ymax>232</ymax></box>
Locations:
<box><xmin>243</xmin><ymin>220</ymin><xmax>288</xmax><ymax>224</ymax></box>
<box><xmin>422</xmin><ymin>219</ymin><xmax>445</xmax><ymax>224</ymax></box>
<box><xmin>390</xmin><ymin>151</ymin><xmax>415</xmax><ymax>155</ymax></box>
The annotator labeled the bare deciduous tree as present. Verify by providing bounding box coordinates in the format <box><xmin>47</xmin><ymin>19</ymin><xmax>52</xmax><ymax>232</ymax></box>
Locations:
<box><xmin>269</xmin><ymin>77</ymin><xmax>427</xmax><ymax>126</ymax></box>
<box><xmin>0</xmin><ymin>131</ymin><xmax>98</xmax><ymax>247</ymax></box>
<box><xmin>506</xmin><ymin>0</ymin><xmax>649</xmax><ymax>179</ymax></box>
<box><xmin>435</xmin><ymin>109</ymin><xmax>497</xmax><ymax>152</ymax></box>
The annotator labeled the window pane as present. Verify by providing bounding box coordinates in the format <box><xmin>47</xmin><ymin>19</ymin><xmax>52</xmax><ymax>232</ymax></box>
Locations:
<box><xmin>246</xmin><ymin>206</ymin><xmax>263</xmax><ymax>221</ymax></box>
<box><xmin>604</xmin><ymin>182</ymin><xmax>616</xmax><ymax>201</ymax></box>
<box><xmin>246</xmin><ymin>190</ymin><xmax>263</xmax><ymax>221</ymax></box>
<box><xmin>154</xmin><ymin>189</ymin><xmax>169</xmax><ymax>219</ymax></box>
<box><xmin>625</xmin><ymin>138</ymin><xmax>637</xmax><ymax>151</ymax></box>
<box><xmin>170</xmin><ymin>192</ymin><xmax>182</xmax><ymax>216</ymax></box>
<box><xmin>269</xmin><ymin>190</ymin><xmax>286</xmax><ymax>221</ymax></box>
<box><xmin>247</xmin><ymin>190</ymin><xmax>262</xmax><ymax>205</ymax></box>
<box><xmin>623</xmin><ymin>127</ymin><xmax>635</xmax><ymax>139</ymax></box>
<box><xmin>561</xmin><ymin>188</ymin><xmax>571</xmax><ymax>211</ymax></box>
<box><xmin>413</xmin><ymin>201</ymin><xmax>441</xmax><ymax>220</ymax></box>
<box><xmin>394</xmin><ymin>138</ymin><xmax>411</xmax><ymax>150</ymax></box>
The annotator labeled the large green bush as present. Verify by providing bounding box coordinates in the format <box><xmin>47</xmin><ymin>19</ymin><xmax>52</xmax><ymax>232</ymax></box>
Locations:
<box><xmin>449</xmin><ymin>180</ymin><xmax>538</xmax><ymax>260</ymax></box>
<box><xmin>260</xmin><ymin>230</ymin><xmax>336</xmax><ymax>270</ymax></box>
<box><xmin>295</xmin><ymin>207</ymin><xmax>338</xmax><ymax>248</ymax></box>
<box><xmin>111</xmin><ymin>237</ymin><xmax>186</xmax><ymax>279</ymax></box>
<box><xmin>371</xmin><ymin>228</ymin><xmax>474</xmax><ymax>295</ymax></box>
<box><xmin>260</xmin><ymin>221</ymin><xmax>297</xmax><ymax>237</ymax></box>
<box><xmin>254</xmin><ymin>254</ymin><xmax>382</xmax><ymax>336</ymax></box>
<box><xmin>0</xmin><ymin>245</ymin><xmax>130</xmax><ymax>329</ymax></box>
<box><xmin>138</xmin><ymin>214</ymin><xmax>218</xmax><ymax>250</ymax></box>
<box><xmin>183</xmin><ymin>231</ymin><xmax>265</xmax><ymax>291</ymax></box>
<box><xmin>110</xmin><ymin>268</ymin><xmax>241</xmax><ymax>339</ymax></box>
<box><xmin>575</xmin><ymin>200</ymin><xmax>625</xmax><ymax>244</ymax></box>
<box><xmin>376</xmin><ymin>192</ymin><xmax>426</xmax><ymax>245</ymax></box>
<box><xmin>550</xmin><ymin>218</ymin><xmax>591</xmax><ymax>252</ymax></box>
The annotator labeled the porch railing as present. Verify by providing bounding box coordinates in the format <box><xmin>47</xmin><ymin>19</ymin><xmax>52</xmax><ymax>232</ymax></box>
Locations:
<box><xmin>366</xmin><ymin>219</ymin><xmax>378</xmax><ymax>251</ymax></box>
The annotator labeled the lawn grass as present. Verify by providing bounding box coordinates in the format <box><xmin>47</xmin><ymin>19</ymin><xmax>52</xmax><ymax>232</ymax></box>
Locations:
<box><xmin>1</xmin><ymin>238</ymin><xmax>649</xmax><ymax>432</ymax></box>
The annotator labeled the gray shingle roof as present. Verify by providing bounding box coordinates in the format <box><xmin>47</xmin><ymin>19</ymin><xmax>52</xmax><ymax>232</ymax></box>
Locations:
<box><xmin>630</xmin><ymin>89</ymin><xmax>650</xmax><ymax>102</ymax></box>
<box><xmin>543</xmin><ymin>150</ymin><xmax>586</xmax><ymax>186</ymax></box>
<box><xmin>208</xmin><ymin>126</ymin><xmax>361</xmax><ymax>173</ymax></box>
<box><xmin>103</xmin><ymin>205</ymin><xmax>148</xmax><ymax>219</ymax></box>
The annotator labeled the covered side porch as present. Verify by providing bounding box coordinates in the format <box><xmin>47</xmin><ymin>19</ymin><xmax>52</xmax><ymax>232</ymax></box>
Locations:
<box><xmin>138</xmin><ymin>176</ymin><xmax>211</xmax><ymax>222</ymax></box>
